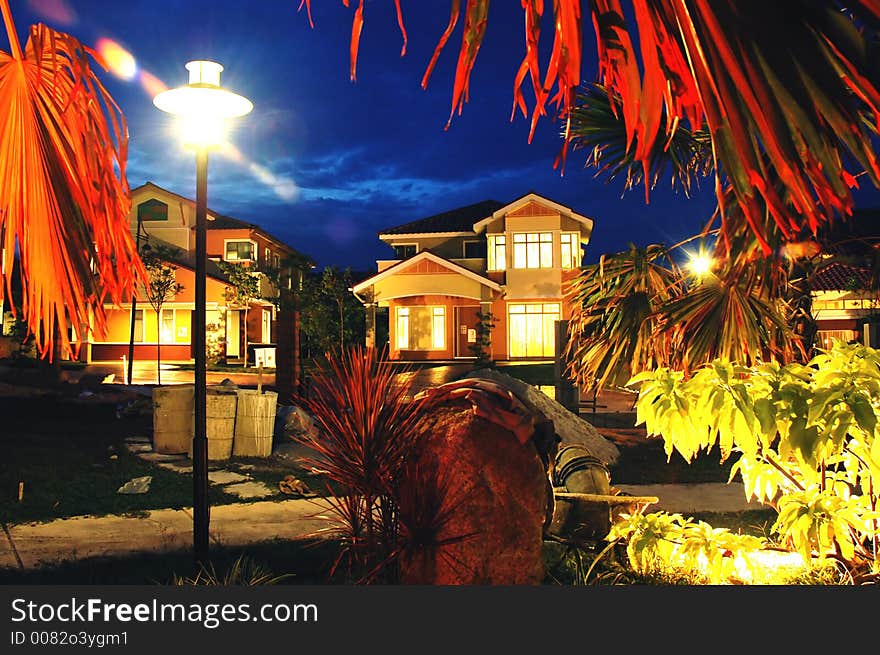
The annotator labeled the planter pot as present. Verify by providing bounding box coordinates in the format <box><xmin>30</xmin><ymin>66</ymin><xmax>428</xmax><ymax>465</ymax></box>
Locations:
<box><xmin>232</xmin><ymin>390</ymin><xmax>278</xmax><ymax>457</ymax></box>
<box><xmin>188</xmin><ymin>386</ymin><xmax>238</xmax><ymax>461</ymax></box>
<box><xmin>152</xmin><ymin>385</ymin><xmax>194</xmax><ymax>454</ymax></box>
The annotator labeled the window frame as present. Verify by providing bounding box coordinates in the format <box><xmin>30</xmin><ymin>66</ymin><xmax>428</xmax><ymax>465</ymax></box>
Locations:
<box><xmin>395</xmin><ymin>305</ymin><xmax>446</xmax><ymax>351</ymax></box>
<box><xmin>462</xmin><ymin>239</ymin><xmax>486</xmax><ymax>259</ymax></box>
<box><xmin>560</xmin><ymin>232</ymin><xmax>581</xmax><ymax>270</ymax></box>
<box><xmin>223</xmin><ymin>239</ymin><xmax>257</xmax><ymax>262</ymax></box>
<box><xmin>487</xmin><ymin>234</ymin><xmax>507</xmax><ymax>271</ymax></box>
<box><xmin>512</xmin><ymin>232</ymin><xmax>553</xmax><ymax>269</ymax></box>
<box><xmin>392</xmin><ymin>243</ymin><xmax>418</xmax><ymax>260</ymax></box>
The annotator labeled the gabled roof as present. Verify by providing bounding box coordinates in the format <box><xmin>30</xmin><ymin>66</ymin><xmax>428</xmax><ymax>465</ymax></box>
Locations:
<box><xmin>472</xmin><ymin>192</ymin><xmax>595</xmax><ymax>236</ymax></box>
<box><xmin>352</xmin><ymin>250</ymin><xmax>502</xmax><ymax>295</ymax></box>
<box><xmin>812</xmin><ymin>262</ymin><xmax>873</xmax><ymax>292</ymax></box>
<box><xmin>141</xmin><ymin>237</ymin><xmax>229</xmax><ymax>283</ymax></box>
<box><xmin>379</xmin><ymin>200</ymin><xmax>504</xmax><ymax>237</ymax></box>
<box><xmin>131</xmin><ymin>182</ymin><xmax>314</xmax><ymax>266</ymax></box>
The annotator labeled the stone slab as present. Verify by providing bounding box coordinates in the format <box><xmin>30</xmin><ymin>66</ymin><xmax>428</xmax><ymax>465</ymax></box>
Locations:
<box><xmin>222</xmin><ymin>481</ymin><xmax>275</xmax><ymax>499</ymax></box>
<box><xmin>124</xmin><ymin>443</ymin><xmax>153</xmax><ymax>454</ymax></box>
<box><xmin>154</xmin><ymin>461</ymin><xmax>193</xmax><ymax>474</ymax></box>
<box><xmin>137</xmin><ymin>452</ymin><xmax>187</xmax><ymax>463</ymax></box>
<box><xmin>6</xmin><ymin>509</ymin><xmax>194</xmax><ymax>568</ymax></box>
<box><xmin>124</xmin><ymin>435</ymin><xmax>152</xmax><ymax>444</ymax></box>
<box><xmin>208</xmin><ymin>471</ymin><xmax>250</xmax><ymax>485</ymax></box>
<box><xmin>614</xmin><ymin>483</ymin><xmax>765</xmax><ymax>514</ymax></box>
<box><xmin>207</xmin><ymin>498</ymin><xmax>334</xmax><ymax>547</ymax></box>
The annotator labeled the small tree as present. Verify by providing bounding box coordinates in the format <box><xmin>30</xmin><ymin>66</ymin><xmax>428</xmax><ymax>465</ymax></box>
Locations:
<box><xmin>218</xmin><ymin>261</ymin><xmax>259</xmax><ymax>365</ymax></box>
<box><xmin>141</xmin><ymin>244</ymin><xmax>183</xmax><ymax>385</ymax></box>
<box><xmin>321</xmin><ymin>266</ymin><xmax>355</xmax><ymax>352</ymax></box>
<box><xmin>468</xmin><ymin>310</ymin><xmax>495</xmax><ymax>366</ymax></box>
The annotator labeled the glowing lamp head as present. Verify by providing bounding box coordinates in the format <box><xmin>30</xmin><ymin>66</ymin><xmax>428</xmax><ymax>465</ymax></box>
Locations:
<box><xmin>686</xmin><ymin>249</ymin><xmax>714</xmax><ymax>278</ymax></box>
<box><xmin>153</xmin><ymin>60</ymin><xmax>252</xmax><ymax>148</ymax></box>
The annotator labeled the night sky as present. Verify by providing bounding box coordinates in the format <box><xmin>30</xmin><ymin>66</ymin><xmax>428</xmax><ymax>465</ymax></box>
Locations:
<box><xmin>12</xmin><ymin>1</ymin><xmax>880</xmax><ymax>271</ymax></box>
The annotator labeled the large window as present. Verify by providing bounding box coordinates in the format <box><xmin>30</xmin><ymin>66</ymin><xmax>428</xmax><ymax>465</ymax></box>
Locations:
<box><xmin>560</xmin><ymin>232</ymin><xmax>581</xmax><ymax>269</ymax></box>
<box><xmin>225</xmin><ymin>240</ymin><xmax>255</xmax><ymax>261</ymax></box>
<box><xmin>487</xmin><ymin>235</ymin><xmax>506</xmax><ymax>271</ymax></box>
<box><xmin>512</xmin><ymin>232</ymin><xmax>552</xmax><ymax>269</ymax></box>
<box><xmin>132</xmin><ymin>309</ymin><xmax>144</xmax><ymax>342</ymax></box>
<box><xmin>508</xmin><ymin>303</ymin><xmax>560</xmax><ymax>357</ymax></box>
<box><xmin>393</xmin><ymin>244</ymin><xmax>417</xmax><ymax>259</ymax></box>
<box><xmin>396</xmin><ymin>306</ymin><xmax>446</xmax><ymax>350</ymax></box>
<box><xmin>160</xmin><ymin>308</ymin><xmax>175</xmax><ymax>343</ymax></box>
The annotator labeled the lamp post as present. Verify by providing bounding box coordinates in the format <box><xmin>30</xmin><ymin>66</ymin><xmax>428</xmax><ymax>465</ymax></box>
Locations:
<box><xmin>153</xmin><ymin>61</ymin><xmax>252</xmax><ymax>564</ymax></box>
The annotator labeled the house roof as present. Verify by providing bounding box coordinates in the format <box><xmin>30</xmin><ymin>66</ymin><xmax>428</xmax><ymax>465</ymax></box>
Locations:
<box><xmin>351</xmin><ymin>250</ymin><xmax>502</xmax><ymax>295</ymax></box>
<box><xmin>132</xmin><ymin>182</ymin><xmax>315</xmax><ymax>267</ymax></box>
<box><xmin>142</xmin><ymin>238</ymin><xmax>229</xmax><ymax>283</ymax></box>
<box><xmin>812</xmin><ymin>262</ymin><xmax>873</xmax><ymax>292</ymax></box>
<box><xmin>379</xmin><ymin>200</ymin><xmax>504</xmax><ymax>236</ymax></box>
<box><xmin>472</xmin><ymin>192</ymin><xmax>595</xmax><ymax>237</ymax></box>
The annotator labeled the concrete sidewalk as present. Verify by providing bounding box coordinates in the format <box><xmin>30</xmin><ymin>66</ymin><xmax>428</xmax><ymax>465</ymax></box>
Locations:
<box><xmin>0</xmin><ymin>498</ymin><xmax>334</xmax><ymax>571</ymax></box>
<box><xmin>0</xmin><ymin>482</ymin><xmax>765</xmax><ymax>572</ymax></box>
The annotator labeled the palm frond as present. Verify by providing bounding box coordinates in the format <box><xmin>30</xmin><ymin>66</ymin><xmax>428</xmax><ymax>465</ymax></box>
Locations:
<box><xmin>0</xmin><ymin>6</ymin><xmax>142</xmax><ymax>358</ymax></box>
<box><xmin>569</xmin><ymin>82</ymin><xmax>714</xmax><ymax>197</ymax></box>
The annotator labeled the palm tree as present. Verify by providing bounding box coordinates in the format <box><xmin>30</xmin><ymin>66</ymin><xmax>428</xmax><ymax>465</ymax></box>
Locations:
<box><xmin>306</xmin><ymin>1</ymin><xmax>880</xmax><ymax>252</ymax></box>
<box><xmin>0</xmin><ymin>2</ymin><xmax>142</xmax><ymax>360</ymax></box>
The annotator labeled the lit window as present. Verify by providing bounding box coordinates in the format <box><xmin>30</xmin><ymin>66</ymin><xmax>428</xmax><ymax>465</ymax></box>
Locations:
<box><xmin>512</xmin><ymin>233</ymin><xmax>552</xmax><ymax>269</ymax></box>
<box><xmin>225</xmin><ymin>241</ymin><xmax>255</xmax><ymax>261</ymax></box>
<box><xmin>560</xmin><ymin>233</ymin><xmax>581</xmax><ymax>269</ymax></box>
<box><xmin>508</xmin><ymin>303</ymin><xmax>560</xmax><ymax>357</ymax></box>
<box><xmin>487</xmin><ymin>235</ymin><xmax>506</xmax><ymax>271</ymax></box>
<box><xmin>265</xmin><ymin>247</ymin><xmax>271</xmax><ymax>265</ymax></box>
<box><xmin>463</xmin><ymin>240</ymin><xmax>487</xmax><ymax>259</ymax></box>
<box><xmin>395</xmin><ymin>306</ymin><xmax>446</xmax><ymax>351</ymax></box>
<box><xmin>393</xmin><ymin>244</ymin><xmax>417</xmax><ymax>259</ymax></box>
<box><xmin>161</xmin><ymin>308</ymin><xmax>175</xmax><ymax>343</ymax></box>
<box><xmin>133</xmin><ymin>309</ymin><xmax>144</xmax><ymax>342</ymax></box>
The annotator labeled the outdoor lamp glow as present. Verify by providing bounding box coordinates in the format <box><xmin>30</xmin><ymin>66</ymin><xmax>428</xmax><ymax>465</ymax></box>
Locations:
<box><xmin>686</xmin><ymin>251</ymin><xmax>713</xmax><ymax>278</ymax></box>
<box><xmin>153</xmin><ymin>60</ymin><xmax>252</xmax><ymax>147</ymax></box>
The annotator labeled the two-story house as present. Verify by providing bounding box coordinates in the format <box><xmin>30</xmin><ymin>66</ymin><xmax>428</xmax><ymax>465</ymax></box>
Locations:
<box><xmin>79</xmin><ymin>182</ymin><xmax>311</xmax><ymax>365</ymax></box>
<box><xmin>352</xmin><ymin>192</ymin><xmax>594</xmax><ymax>361</ymax></box>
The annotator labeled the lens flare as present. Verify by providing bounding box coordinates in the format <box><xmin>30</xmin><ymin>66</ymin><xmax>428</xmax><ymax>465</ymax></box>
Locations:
<box><xmin>27</xmin><ymin>0</ymin><xmax>77</xmax><ymax>25</ymax></box>
<box><xmin>139</xmin><ymin>71</ymin><xmax>168</xmax><ymax>98</ymax></box>
<box><xmin>95</xmin><ymin>38</ymin><xmax>137</xmax><ymax>81</ymax></box>
<box><xmin>220</xmin><ymin>143</ymin><xmax>300</xmax><ymax>202</ymax></box>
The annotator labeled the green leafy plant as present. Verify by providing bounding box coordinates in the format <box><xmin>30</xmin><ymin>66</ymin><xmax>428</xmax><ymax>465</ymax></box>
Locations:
<box><xmin>627</xmin><ymin>341</ymin><xmax>880</xmax><ymax>584</ymax></box>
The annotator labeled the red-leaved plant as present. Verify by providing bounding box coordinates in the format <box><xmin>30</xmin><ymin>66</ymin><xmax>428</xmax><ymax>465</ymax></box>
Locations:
<box><xmin>295</xmin><ymin>346</ymin><xmax>448</xmax><ymax>583</ymax></box>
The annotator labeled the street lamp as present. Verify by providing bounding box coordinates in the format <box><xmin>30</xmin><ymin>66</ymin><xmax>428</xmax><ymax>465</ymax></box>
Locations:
<box><xmin>153</xmin><ymin>60</ymin><xmax>252</xmax><ymax>564</ymax></box>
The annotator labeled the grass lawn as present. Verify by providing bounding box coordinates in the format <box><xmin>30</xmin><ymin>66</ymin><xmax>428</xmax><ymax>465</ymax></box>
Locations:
<box><xmin>0</xmin><ymin>394</ymin><xmax>322</xmax><ymax>525</ymax></box>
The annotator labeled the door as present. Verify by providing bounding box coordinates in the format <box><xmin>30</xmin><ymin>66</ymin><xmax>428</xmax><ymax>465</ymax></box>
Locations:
<box><xmin>454</xmin><ymin>306</ymin><xmax>482</xmax><ymax>357</ymax></box>
<box><xmin>261</xmin><ymin>308</ymin><xmax>272</xmax><ymax>344</ymax></box>
<box><xmin>226</xmin><ymin>310</ymin><xmax>240</xmax><ymax>357</ymax></box>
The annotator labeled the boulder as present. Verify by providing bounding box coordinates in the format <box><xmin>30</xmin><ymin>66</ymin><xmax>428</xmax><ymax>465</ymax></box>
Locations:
<box><xmin>463</xmin><ymin>368</ymin><xmax>619</xmax><ymax>466</ymax></box>
<box><xmin>398</xmin><ymin>396</ymin><xmax>551</xmax><ymax>585</ymax></box>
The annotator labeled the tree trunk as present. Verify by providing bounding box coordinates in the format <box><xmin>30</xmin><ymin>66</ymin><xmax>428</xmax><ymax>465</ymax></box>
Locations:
<box><xmin>156</xmin><ymin>310</ymin><xmax>162</xmax><ymax>385</ymax></box>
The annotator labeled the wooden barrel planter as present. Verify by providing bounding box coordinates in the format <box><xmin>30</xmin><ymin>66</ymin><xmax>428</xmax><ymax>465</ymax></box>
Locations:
<box><xmin>152</xmin><ymin>385</ymin><xmax>194</xmax><ymax>454</ymax></box>
<box><xmin>188</xmin><ymin>386</ymin><xmax>238</xmax><ymax>461</ymax></box>
<box><xmin>232</xmin><ymin>390</ymin><xmax>278</xmax><ymax>457</ymax></box>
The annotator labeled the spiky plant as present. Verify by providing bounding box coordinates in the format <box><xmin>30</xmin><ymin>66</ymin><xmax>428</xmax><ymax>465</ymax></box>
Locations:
<box><xmin>295</xmin><ymin>346</ymin><xmax>429</xmax><ymax>582</ymax></box>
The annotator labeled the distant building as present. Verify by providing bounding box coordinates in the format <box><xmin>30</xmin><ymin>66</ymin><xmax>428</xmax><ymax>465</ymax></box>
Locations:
<box><xmin>75</xmin><ymin>182</ymin><xmax>312</xmax><ymax>365</ymax></box>
<box><xmin>352</xmin><ymin>192</ymin><xmax>594</xmax><ymax>361</ymax></box>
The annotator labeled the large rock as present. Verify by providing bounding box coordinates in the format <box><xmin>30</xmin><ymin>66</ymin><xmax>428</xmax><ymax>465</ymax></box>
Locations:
<box><xmin>398</xmin><ymin>398</ymin><xmax>551</xmax><ymax>585</ymax></box>
<box><xmin>463</xmin><ymin>368</ymin><xmax>620</xmax><ymax>465</ymax></box>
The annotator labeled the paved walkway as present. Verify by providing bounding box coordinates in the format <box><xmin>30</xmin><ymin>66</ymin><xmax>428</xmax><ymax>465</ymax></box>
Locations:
<box><xmin>0</xmin><ymin>482</ymin><xmax>763</xmax><ymax>572</ymax></box>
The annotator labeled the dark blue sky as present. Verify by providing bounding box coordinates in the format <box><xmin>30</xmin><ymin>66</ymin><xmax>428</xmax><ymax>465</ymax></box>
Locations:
<box><xmin>13</xmin><ymin>1</ymin><xmax>880</xmax><ymax>270</ymax></box>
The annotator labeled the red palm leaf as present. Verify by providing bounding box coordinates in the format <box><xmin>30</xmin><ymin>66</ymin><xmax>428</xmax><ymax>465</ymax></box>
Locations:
<box><xmin>0</xmin><ymin>2</ymin><xmax>142</xmax><ymax>359</ymax></box>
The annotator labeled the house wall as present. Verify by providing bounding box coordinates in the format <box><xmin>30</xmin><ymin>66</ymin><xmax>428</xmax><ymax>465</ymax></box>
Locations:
<box><xmin>389</xmin><ymin>295</ymin><xmax>486</xmax><ymax>360</ymax></box>
<box><xmin>130</xmin><ymin>186</ymin><xmax>193</xmax><ymax>250</ymax></box>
